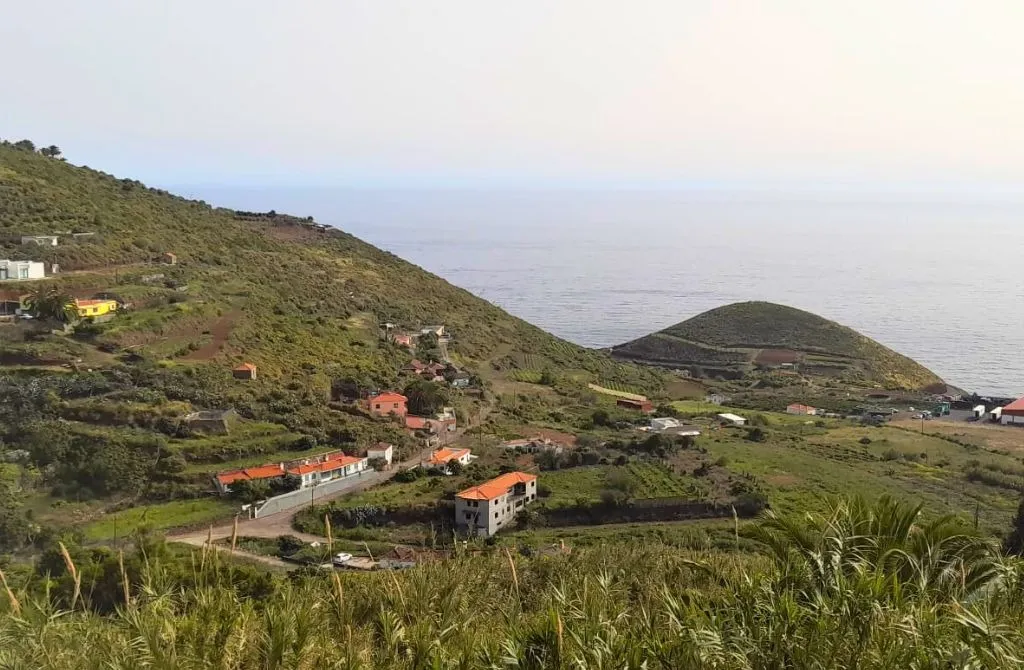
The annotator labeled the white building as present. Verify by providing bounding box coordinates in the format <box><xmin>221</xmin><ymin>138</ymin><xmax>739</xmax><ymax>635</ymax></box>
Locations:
<box><xmin>366</xmin><ymin>442</ymin><xmax>394</xmax><ymax>466</ymax></box>
<box><xmin>1001</xmin><ymin>398</ymin><xmax>1024</xmax><ymax>425</ymax></box>
<box><xmin>21</xmin><ymin>235</ymin><xmax>59</xmax><ymax>247</ymax></box>
<box><xmin>717</xmin><ymin>413</ymin><xmax>747</xmax><ymax>426</ymax></box>
<box><xmin>705</xmin><ymin>394</ymin><xmax>729</xmax><ymax>405</ymax></box>
<box><xmin>455</xmin><ymin>472</ymin><xmax>537</xmax><ymax>537</ymax></box>
<box><xmin>650</xmin><ymin>417</ymin><xmax>682</xmax><ymax>432</ymax></box>
<box><xmin>0</xmin><ymin>260</ymin><xmax>45</xmax><ymax>281</ymax></box>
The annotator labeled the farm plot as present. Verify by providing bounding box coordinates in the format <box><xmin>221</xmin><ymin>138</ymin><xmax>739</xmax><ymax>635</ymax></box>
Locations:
<box><xmin>627</xmin><ymin>461</ymin><xmax>706</xmax><ymax>499</ymax></box>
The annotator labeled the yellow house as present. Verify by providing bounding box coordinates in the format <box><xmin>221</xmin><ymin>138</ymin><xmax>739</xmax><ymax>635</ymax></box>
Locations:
<box><xmin>74</xmin><ymin>299</ymin><xmax>118</xmax><ymax>318</ymax></box>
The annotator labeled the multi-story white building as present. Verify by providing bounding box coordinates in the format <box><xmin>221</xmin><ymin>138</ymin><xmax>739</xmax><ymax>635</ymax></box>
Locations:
<box><xmin>0</xmin><ymin>260</ymin><xmax>45</xmax><ymax>281</ymax></box>
<box><xmin>455</xmin><ymin>471</ymin><xmax>538</xmax><ymax>537</ymax></box>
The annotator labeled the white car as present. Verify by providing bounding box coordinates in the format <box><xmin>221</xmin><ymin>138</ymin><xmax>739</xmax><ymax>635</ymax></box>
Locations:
<box><xmin>332</xmin><ymin>552</ymin><xmax>353</xmax><ymax>566</ymax></box>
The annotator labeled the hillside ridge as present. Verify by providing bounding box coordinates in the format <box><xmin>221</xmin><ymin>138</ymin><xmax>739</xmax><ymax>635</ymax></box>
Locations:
<box><xmin>612</xmin><ymin>301</ymin><xmax>943</xmax><ymax>391</ymax></box>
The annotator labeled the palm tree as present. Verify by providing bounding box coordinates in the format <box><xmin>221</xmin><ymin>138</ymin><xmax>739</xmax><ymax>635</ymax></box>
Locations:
<box><xmin>24</xmin><ymin>289</ymin><xmax>77</xmax><ymax>327</ymax></box>
<box><xmin>746</xmin><ymin>495</ymin><xmax>999</xmax><ymax>602</ymax></box>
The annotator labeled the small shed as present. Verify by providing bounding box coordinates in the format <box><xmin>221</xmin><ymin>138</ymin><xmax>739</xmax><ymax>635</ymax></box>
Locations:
<box><xmin>367</xmin><ymin>442</ymin><xmax>394</xmax><ymax>466</ymax></box>
<box><xmin>161</xmin><ymin>252</ymin><xmax>177</xmax><ymax>265</ymax></box>
<box><xmin>233</xmin><ymin>362</ymin><xmax>257</xmax><ymax>380</ymax></box>
<box><xmin>717</xmin><ymin>413</ymin><xmax>747</xmax><ymax>426</ymax></box>
<box><xmin>617</xmin><ymin>398</ymin><xmax>654</xmax><ymax>414</ymax></box>
<box><xmin>185</xmin><ymin>409</ymin><xmax>237</xmax><ymax>434</ymax></box>
<box><xmin>21</xmin><ymin>235</ymin><xmax>59</xmax><ymax>247</ymax></box>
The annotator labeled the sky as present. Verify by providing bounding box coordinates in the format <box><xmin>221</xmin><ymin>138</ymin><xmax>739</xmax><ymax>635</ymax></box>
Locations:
<box><xmin>2</xmin><ymin>1</ymin><xmax>1024</xmax><ymax>188</ymax></box>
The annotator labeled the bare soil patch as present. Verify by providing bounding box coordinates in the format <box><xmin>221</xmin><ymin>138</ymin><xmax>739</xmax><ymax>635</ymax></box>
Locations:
<box><xmin>755</xmin><ymin>349</ymin><xmax>801</xmax><ymax>364</ymax></box>
<box><xmin>183</xmin><ymin>310</ymin><xmax>241</xmax><ymax>361</ymax></box>
<box><xmin>892</xmin><ymin>418</ymin><xmax>1024</xmax><ymax>453</ymax></box>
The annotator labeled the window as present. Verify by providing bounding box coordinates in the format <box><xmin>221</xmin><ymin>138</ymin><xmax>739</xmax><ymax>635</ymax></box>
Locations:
<box><xmin>494</xmin><ymin>512</ymin><xmax>498</xmax><ymax>518</ymax></box>
<box><xmin>464</xmin><ymin>512</ymin><xmax>472</xmax><ymax>520</ymax></box>
<box><xmin>18</xmin><ymin>267</ymin><xmax>28</xmax><ymax>279</ymax></box>
<box><xmin>375</xmin><ymin>404</ymin><xmax>381</xmax><ymax>410</ymax></box>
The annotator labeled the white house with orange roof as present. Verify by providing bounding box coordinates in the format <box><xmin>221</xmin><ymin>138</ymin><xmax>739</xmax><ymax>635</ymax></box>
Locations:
<box><xmin>213</xmin><ymin>451</ymin><xmax>367</xmax><ymax>493</ymax></box>
<box><xmin>288</xmin><ymin>453</ymin><xmax>367</xmax><ymax>488</ymax></box>
<box><xmin>428</xmin><ymin>447</ymin><xmax>473</xmax><ymax>470</ymax></box>
<box><xmin>455</xmin><ymin>471</ymin><xmax>538</xmax><ymax>537</ymax></box>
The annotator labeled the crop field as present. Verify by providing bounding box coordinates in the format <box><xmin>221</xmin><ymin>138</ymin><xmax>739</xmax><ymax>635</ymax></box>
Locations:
<box><xmin>510</xmin><ymin>369</ymin><xmax>544</xmax><ymax>383</ymax></box>
<box><xmin>627</xmin><ymin>461</ymin><xmax>706</xmax><ymax>498</ymax></box>
<box><xmin>588</xmin><ymin>383</ymin><xmax>647</xmax><ymax>401</ymax></box>
<box><xmin>701</xmin><ymin>425</ymin><xmax>1022</xmax><ymax>534</ymax></box>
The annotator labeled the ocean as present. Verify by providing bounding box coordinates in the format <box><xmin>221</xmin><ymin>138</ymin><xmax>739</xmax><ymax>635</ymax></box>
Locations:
<box><xmin>186</xmin><ymin>187</ymin><xmax>1024</xmax><ymax>396</ymax></box>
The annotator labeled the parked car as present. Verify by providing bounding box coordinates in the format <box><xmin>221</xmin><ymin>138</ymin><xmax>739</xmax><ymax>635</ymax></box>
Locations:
<box><xmin>332</xmin><ymin>552</ymin><xmax>353</xmax><ymax>566</ymax></box>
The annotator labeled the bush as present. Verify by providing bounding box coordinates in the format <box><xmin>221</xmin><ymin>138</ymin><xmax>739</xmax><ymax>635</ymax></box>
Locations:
<box><xmin>859</xmin><ymin>437</ymin><xmax>872</xmax><ymax>445</ymax></box>
<box><xmin>393</xmin><ymin>468</ymin><xmax>422</xmax><ymax>483</ymax></box>
<box><xmin>277</xmin><ymin>535</ymin><xmax>305</xmax><ymax>556</ymax></box>
<box><xmin>745</xmin><ymin>427</ymin><xmax>766</xmax><ymax>443</ymax></box>
<box><xmin>290</xmin><ymin>435</ymin><xmax>318</xmax><ymax>451</ymax></box>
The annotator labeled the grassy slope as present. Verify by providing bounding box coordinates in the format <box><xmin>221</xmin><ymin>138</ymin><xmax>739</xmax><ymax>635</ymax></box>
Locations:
<box><xmin>0</xmin><ymin>144</ymin><xmax>667</xmax><ymax>535</ymax></box>
<box><xmin>0</xmin><ymin>145</ymin><xmax>664</xmax><ymax>388</ymax></box>
<box><xmin>615</xmin><ymin>301</ymin><xmax>942</xmax><ymax>390</ymax></box>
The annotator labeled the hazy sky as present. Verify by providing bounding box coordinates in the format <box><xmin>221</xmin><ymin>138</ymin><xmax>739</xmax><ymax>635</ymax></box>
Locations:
<box><xmin>2</xmin><ymin>1</ymin><xmax>1023</xmax><ymax>187</ymax></box>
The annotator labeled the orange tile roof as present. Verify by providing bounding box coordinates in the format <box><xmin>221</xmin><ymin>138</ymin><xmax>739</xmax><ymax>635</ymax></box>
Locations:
<box><xmin>406</xmin><ymin>416</ymin><xmax>429</xmax><ymax>430</ymax></box>
<box><xmin>457</xmin><ymin>471</ymin><xmax>536</xmax><ymax>501</ymax></box>
<box><xmin>429</xmin><ymin>448</ymin><xmax>470</xmax><ymax>465</ymax></box>
<box><xmin>216</xmin><ymin>463</ymin><xmax>286</xmax><ymax>485</ymax></box>
<box><xmin>288</xmin><ymin>455</ymin><xmax>364</xmax><ymax>476</ymax></box>
<box><xmin>234</xmin><ymin>362</ymin><xmax>257</xmax><ymax>371</ymax></box>
<box><xmin>370</xmin><ymin>392</ymin><xmax>407</xmax><ymax>403</ymax></box>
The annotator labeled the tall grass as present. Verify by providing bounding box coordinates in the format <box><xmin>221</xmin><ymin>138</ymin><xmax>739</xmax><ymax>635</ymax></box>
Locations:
<box><xmin>2</xmin><ymin>497</ymin><xmax>1024</xmax><ymax>668</ymax></box>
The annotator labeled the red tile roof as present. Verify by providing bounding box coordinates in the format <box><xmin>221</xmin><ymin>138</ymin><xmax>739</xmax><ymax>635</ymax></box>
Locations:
<box><xmin>216</xmin><ymin>463</ymin><xmax>286</xmax><ymax>486</ymax></box>
<box><xmin>1003</xmin><ymin>397</ymin><xmax>1024</xmax><ymax>415</ymax></box>
<box><xmin>234</xmin><ymin>362</ymin><xmax>257</xmax><ymax>371</ymax></box>
<box><xmin>457</xmin><ymin>471</ymin><xmax>536</xmax><ymax>501</ymax></box>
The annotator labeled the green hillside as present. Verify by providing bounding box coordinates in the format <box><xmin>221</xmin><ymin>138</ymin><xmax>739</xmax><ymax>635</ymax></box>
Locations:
<box><xmin>612</xmin><ymin>301</ymin><xmax>943</xmax><ymax>390</ymax></box>
<box><xmin>0</xmin><ymin>141</ymin><xmax>666</xmax><ymax>543</ymax></box>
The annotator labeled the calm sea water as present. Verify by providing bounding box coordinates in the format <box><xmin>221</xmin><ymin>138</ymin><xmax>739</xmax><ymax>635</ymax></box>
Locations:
<box><xmin>186</xmin><ymin>188</ymin><xmax>1024</xmax><ymax>396</ymax></box>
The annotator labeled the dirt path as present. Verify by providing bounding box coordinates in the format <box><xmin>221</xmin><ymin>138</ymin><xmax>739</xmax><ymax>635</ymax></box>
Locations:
<box><xmin>183</xmin><ymin>309</ymin><xmax>241</xmax><ymax>360</ymax></box>
<box><xmin>174</xmin><ymin>535</ymin><xmax>296</xmax><ymax>570</ymax></box>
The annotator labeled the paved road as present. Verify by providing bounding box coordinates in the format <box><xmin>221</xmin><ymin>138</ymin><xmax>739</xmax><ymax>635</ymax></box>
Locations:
<box><xmin>169</xmin><ymin>397</ymin><xmax>493</xmax><ymax>550</ymax></box>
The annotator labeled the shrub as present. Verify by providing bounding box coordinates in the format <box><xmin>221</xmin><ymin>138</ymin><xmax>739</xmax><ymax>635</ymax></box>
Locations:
<box><xmin>277</xmin><ymin>534</ymin><xmax>305</xmax><ymax>556</ymax></box>
<box><xmin>745</xmin><ymin>427</ymin><xmax>766</xmax><ymax>443</ymax></box>
<box><xmin>859</xmin><ymin>437</ymin><xmax>872</xmax><ymax>445</ymax></box>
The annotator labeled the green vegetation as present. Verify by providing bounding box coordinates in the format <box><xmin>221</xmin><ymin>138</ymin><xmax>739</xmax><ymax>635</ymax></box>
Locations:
<box><xmin>82</xmin><ymin>499</ymin><xmax>236</xmax><ymax>541</ymax></box>
<box><xmin>0</xmin><ymin>142</ymin><xmax>674</xmax><ymax>550</ymax></box>
<box><xmin>5</xmin><ymin>497</ymin><xmax>1024</xmax><ymax>668</ymax></box>
<box><xmin>614</xmin><ymin>301</ymin><xmax>942</xmax><ymax>390</ymax></box>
